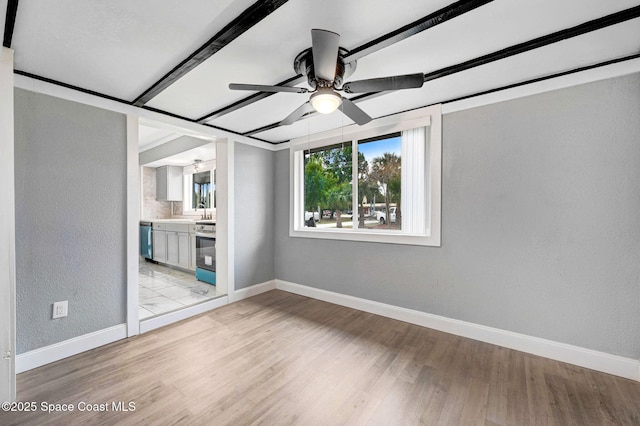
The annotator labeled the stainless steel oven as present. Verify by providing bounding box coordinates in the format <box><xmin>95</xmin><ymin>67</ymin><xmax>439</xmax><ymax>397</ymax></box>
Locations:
<box><xmin>195</xmin><ymin>222</ymin><xmax>216</xmax><ymax>285</ymax></box>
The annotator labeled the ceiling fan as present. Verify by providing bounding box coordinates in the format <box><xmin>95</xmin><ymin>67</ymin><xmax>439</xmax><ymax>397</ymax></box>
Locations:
<box><xmin>229</xmin><ymin>29</ymin><xmax>425</xmax><ymax>126</ymax></box>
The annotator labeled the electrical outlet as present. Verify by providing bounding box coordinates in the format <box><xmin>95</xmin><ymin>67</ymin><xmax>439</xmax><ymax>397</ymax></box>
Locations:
<box><xmin>52</xmin><ymin>301</ymin><xmax>68</xmax><ymax>319</ymax></box>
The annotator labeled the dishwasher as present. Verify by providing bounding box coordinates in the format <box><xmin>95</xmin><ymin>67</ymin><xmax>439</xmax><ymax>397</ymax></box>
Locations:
<box><xmin>139</xmin><ymin>221</ymin><xmax>153</xmax><ymax>260</ymax></box>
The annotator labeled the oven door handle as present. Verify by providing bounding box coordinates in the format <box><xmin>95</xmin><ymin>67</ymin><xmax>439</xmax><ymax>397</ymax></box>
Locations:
<box><xmin>195</xmin><ymin>233</ymin><xmax>216</xmax><ymax>238</ymax></box>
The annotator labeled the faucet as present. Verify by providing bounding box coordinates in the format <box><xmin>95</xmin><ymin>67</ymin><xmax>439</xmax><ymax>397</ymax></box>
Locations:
<box><xmin>197</xmin><ymin>202</ymin><xmax>209</xmax><ymax>220</ymax></box>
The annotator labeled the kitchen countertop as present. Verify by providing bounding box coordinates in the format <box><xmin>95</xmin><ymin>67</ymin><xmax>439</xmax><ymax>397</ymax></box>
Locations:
<box><xmin>143</xmin><ymin>218</ymin><xmax>195</xmax><ymax>223</ymax></box>
<box><xmin>141</xmin><ymin>218</ymin><xmax>216</xmax><ymax>224</ymax></box>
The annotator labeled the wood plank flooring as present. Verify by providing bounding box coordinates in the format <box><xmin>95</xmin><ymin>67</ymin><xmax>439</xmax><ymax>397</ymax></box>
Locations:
<box><xmin>2</xmin><ymin>290</ymin><xmax>639</xmax><ymax>425</ymax></box>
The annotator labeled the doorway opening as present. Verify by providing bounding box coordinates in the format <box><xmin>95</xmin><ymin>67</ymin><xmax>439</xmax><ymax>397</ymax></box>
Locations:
<box><xmin>137</xmin><ymin>119</ymin><xmax>227</xmax><ymax>321</ymax></box>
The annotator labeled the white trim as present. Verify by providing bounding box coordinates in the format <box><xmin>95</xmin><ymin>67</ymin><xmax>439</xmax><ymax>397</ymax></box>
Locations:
<box><xmin>289</xmin><ymin>105</ymin><xmax>441</xmax><ymax>247</ymax></box>
<box><xmin>275</xmin><ymin>280</ymin><xmax>640</xmax><ymax>382</ymax></box>
<box><xmin>443</xmin><ymin>57</ymin><xmax>640</xmax><ymax>114</ymax></box>
<box><xmin>126</xmin><ymin>115</ymin><xmax>140</xmax><ymax>337</ymax></box>
<box><xmin>234</xmin><ymin>280</ymin><xmax>277</xmax><ymax>301</ymax></box>
<box><xmin>139</xmin><ymin>297</ymin><xmax>228</xmax><ymax>334</ymax></box>
<box><xmin>16</xmin><ymin>324</ymin><xmax>128</xmax><ymax>373</ymax></box>
<box><xmin>0</xmin><ymin>2</ymin><xmax>6</xmax><ymax>58</ymax></box>
<box><xmin>218</xmin><ymin>140</ymin><xmax>235</xmax><ymax>301</ymax></box>
<box><xmin>13</xmin><ymin>74</ymin><xmax>274</xmax><ymax>151</ymax></box>
<box><xmin>287</xmin><ymin>228</ymin><xmax>441</xmax><ymax>246</ymax></box>
<box><xmin>0</xmin><ymin>47</ymin><xmax>16</xmax><ymax>402</ymax></box>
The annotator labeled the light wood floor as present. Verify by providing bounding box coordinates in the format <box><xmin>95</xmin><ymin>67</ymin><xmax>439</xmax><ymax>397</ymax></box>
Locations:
<box><xmin>3</xmin><ymin>290</ymin><xmax>640</xmax><ymax>425</ymax></box>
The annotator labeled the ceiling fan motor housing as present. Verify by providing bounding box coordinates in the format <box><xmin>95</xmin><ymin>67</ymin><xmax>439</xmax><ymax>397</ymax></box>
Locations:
<box><xmin>294</xmin><ymin>47</ymin><xmax>356</xmax><ymax>89</ymax></box>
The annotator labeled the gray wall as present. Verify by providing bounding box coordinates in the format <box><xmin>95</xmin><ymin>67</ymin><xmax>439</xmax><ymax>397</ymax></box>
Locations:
<box><xmin>274</xmin><ymin>73</ymin><xmax>640</xmax><ymax>359</ymax></box>
<box><xmin>14</xmin><ymin>89</ymin><xmax>127</xmax><ymax>353</ymax></box>
<box><xmin>234</xmin><ymin>143</ymin><xmax>275</xmax><ymax>289</ymax></box>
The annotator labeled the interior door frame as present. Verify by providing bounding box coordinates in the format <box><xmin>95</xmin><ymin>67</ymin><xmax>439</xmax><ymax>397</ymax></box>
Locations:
<box><xmin>0</xmin><ymin>47</ymin><xmax>17</xmax><ymax>402</ymax></box>
<box><xmin>125</xmin><ymin>118</ymin><xmax>235</xmax><ymax>335</ymax></box>
<box><xmin>126</xmin><ymin>115</ymin><xmax>140</xmax><ymax>337</ymax></box>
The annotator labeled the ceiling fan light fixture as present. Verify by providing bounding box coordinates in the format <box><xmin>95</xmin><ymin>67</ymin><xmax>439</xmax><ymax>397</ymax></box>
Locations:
<box><xmin>310</xmin><ymin>89</ymin><xmax>342</xmax><ymax>114</ymax></box>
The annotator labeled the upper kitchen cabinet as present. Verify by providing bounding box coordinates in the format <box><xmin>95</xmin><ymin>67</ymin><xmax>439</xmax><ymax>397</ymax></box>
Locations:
<box><xmin>156</xmin><ymin>165</ymin><xmax>183</xmax><ymax>202</ymax></box>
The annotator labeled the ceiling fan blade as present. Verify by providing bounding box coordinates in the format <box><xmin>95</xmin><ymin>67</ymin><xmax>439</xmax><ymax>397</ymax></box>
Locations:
<box><xmin>311</xmin><ymin>29</ymin><xmax>340</xmax><ymax>82</ymax></box>
<box><xmin>342</xmin><ymin>73</ymin><xmax>424</xmax><ymax>93</ymax></box>
<box><xmin>340</xmin><ymin>98</ymin><xmax>372</xmax><ymax>126</ymax></box>
<box><xmin>229</xmin><ymin>83</ymin><xmax>308</xmax><ymax>94</ymax></box>
<box><xmin>280</xmin><ymin>102</ymin><xmax>315</xmax><ymax>126</ymax></box>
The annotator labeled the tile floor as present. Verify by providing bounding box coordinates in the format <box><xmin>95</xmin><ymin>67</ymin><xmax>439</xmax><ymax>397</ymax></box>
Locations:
<box><xmin>138</xmin><ymin>260</ymin><xmax>224</xmax><ymax>319</ymax></box>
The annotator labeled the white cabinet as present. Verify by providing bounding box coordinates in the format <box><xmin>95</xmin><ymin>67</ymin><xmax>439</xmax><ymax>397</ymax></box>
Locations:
<box><xmin>151</xmin><ymin>222</ymin><xmax>195</xmax><ymax>271</ymax></box>
<box><xmin>152</xmin><ymin>223</ymin><xmax>167</xmax><ymax>263</ymax></box>
<box><xmin>156</xmin><ymin>165</ymin><xmax>183</xmax><ymax>202</ymax></box>
<box><xmin>155</xmin><ymin>222</ymin><xmax>192</xmax><ymax>270</ymax></box>
<box><xmin>165</xmin><ymin>230</ymin><xmax>190</xmax><ymax>268</ymax></box>
<box><xmin>178</xmin><ymin>232</ymin><xmax>190</xmax><ymax>269</ymax></box>
<box><xmin>166</xmin><ymin>231</ymin><xmax>179</xmax><ymax>266</ymax></box>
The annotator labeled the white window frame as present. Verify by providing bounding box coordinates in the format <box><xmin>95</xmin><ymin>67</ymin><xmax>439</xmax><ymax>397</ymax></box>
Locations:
<box><xmin>181</xmin><ymin>160</ymin><xmax>216</xmax><ymax>216</ymax></box>
<box><xmin>289</xmin><ymin>104</ymin><xmax>441</xmax><ymax>246</ymax></box>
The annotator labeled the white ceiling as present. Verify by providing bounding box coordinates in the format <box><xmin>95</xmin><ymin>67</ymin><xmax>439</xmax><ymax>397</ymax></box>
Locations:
<box><xmin>8</xmin><ymin>0</ymin><xmax>640</xmax><ymax>144</ymax></box>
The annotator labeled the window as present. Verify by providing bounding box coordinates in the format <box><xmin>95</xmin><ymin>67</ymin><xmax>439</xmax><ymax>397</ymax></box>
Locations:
<box><xmin>290</xmin><ymin>105</ymin><xmax>441</xmax><ymax>246</ymax></box>
<box><xmin>183</xmin><ymin>163</ymin><xmax>216</xmax><ymax>215</ymax></box>
<box><xmin>192</xmin><ymin>171</ymin><xmax>213</xmax><ymax>209</ymax></box>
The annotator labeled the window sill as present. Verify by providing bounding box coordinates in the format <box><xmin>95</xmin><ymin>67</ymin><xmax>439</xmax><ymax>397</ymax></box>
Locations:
<box><xmin>289</xmin><ymin>228</ymin><xmax>440</xmax><ymax>247</ymax></box>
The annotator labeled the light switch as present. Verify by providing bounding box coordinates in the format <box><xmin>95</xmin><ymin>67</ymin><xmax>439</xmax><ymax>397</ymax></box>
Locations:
<box><xmin>52</xmin><ymin>301</ymin><xmax>68</xmax><ymax>319</ymax></box>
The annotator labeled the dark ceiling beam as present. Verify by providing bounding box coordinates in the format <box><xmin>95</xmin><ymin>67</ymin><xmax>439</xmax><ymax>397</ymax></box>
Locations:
<box><xmin>344</xmin><ymin>0</ymin><xmax>493</xmax><ymax>63</ymax></box>
<box><xmin>3</xmin><ymin>0</ymin><xmax>19</xmax><ymax>48</ymax></box>
<box><xmin>419</xmin><ymin>4</ymin><xmax>640</xmax><ymax>84</ymax></box>
<box><xmin>197</xmin><ymin>0</ymin><xmax>494</xmax><ymax>124</ymax></box>
<box><xmin>196</xmin><ymin>73</ymin><xmax>306</xmax><ymax>122</ymax></box>
<box><xmin>14</xmin><ymin>69</ymin><xmax>131</xmax><ymax>104</ymax></box>
<box><xmin>244</xmin><ymin>5</ymin><xmax>640</xmax><ymax>138</ymax></box>
<box><xmin>132</xmin><ymin>0</ymin><xmax>291</xmax><ymax>107</ymax></box>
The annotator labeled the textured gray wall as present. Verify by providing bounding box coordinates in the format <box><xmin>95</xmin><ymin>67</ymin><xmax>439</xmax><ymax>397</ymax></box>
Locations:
<box><xmin>234</xmin><ymin>143</ymin><xmax>275</xmax><ymax>289</ymax></box>
<box><xmin>274</xmin><ymin>73</ymin><xmax>640</xmax><ymax>359</ymax></box>
<box><xmin>14</xmin><ymin>89</ymin><xmax>127</xmax><ymax>353</ymax></box>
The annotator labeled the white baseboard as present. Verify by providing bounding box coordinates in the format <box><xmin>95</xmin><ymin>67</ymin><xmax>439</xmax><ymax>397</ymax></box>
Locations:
<box><xmin>139</xmin><ymin>296</ymin><xmax>229</xmax><ymax>334</ymax></box>
<box><xmin>16</xmin><ymin>324</ymin><xmax>128</xmax><ymax>374</ymax></box>
<box><xmin>232</xmin><ymin>280</ymin><xmax>276</xmax><ymax>302</ymax></box>
<box><xmin>275</xmin><ymin>280</ymin><xmax>640</xmax><ymax>382</ymax></box>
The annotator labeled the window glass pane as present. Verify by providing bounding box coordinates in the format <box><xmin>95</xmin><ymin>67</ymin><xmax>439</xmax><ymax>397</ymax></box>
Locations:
<box><xmin>304</xmin><ymin>144</ymin><xmax>353</xmax><ymax>229</ymax></box>
<box><xmin>192</xmin><ymin>171</ymin><xmax>211</xmax><ymax>209</ymax></box>
<box><xmin>357</xmin><ymin>134</ymin><xmax>402</xmax><ymax>230</ymax></box>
